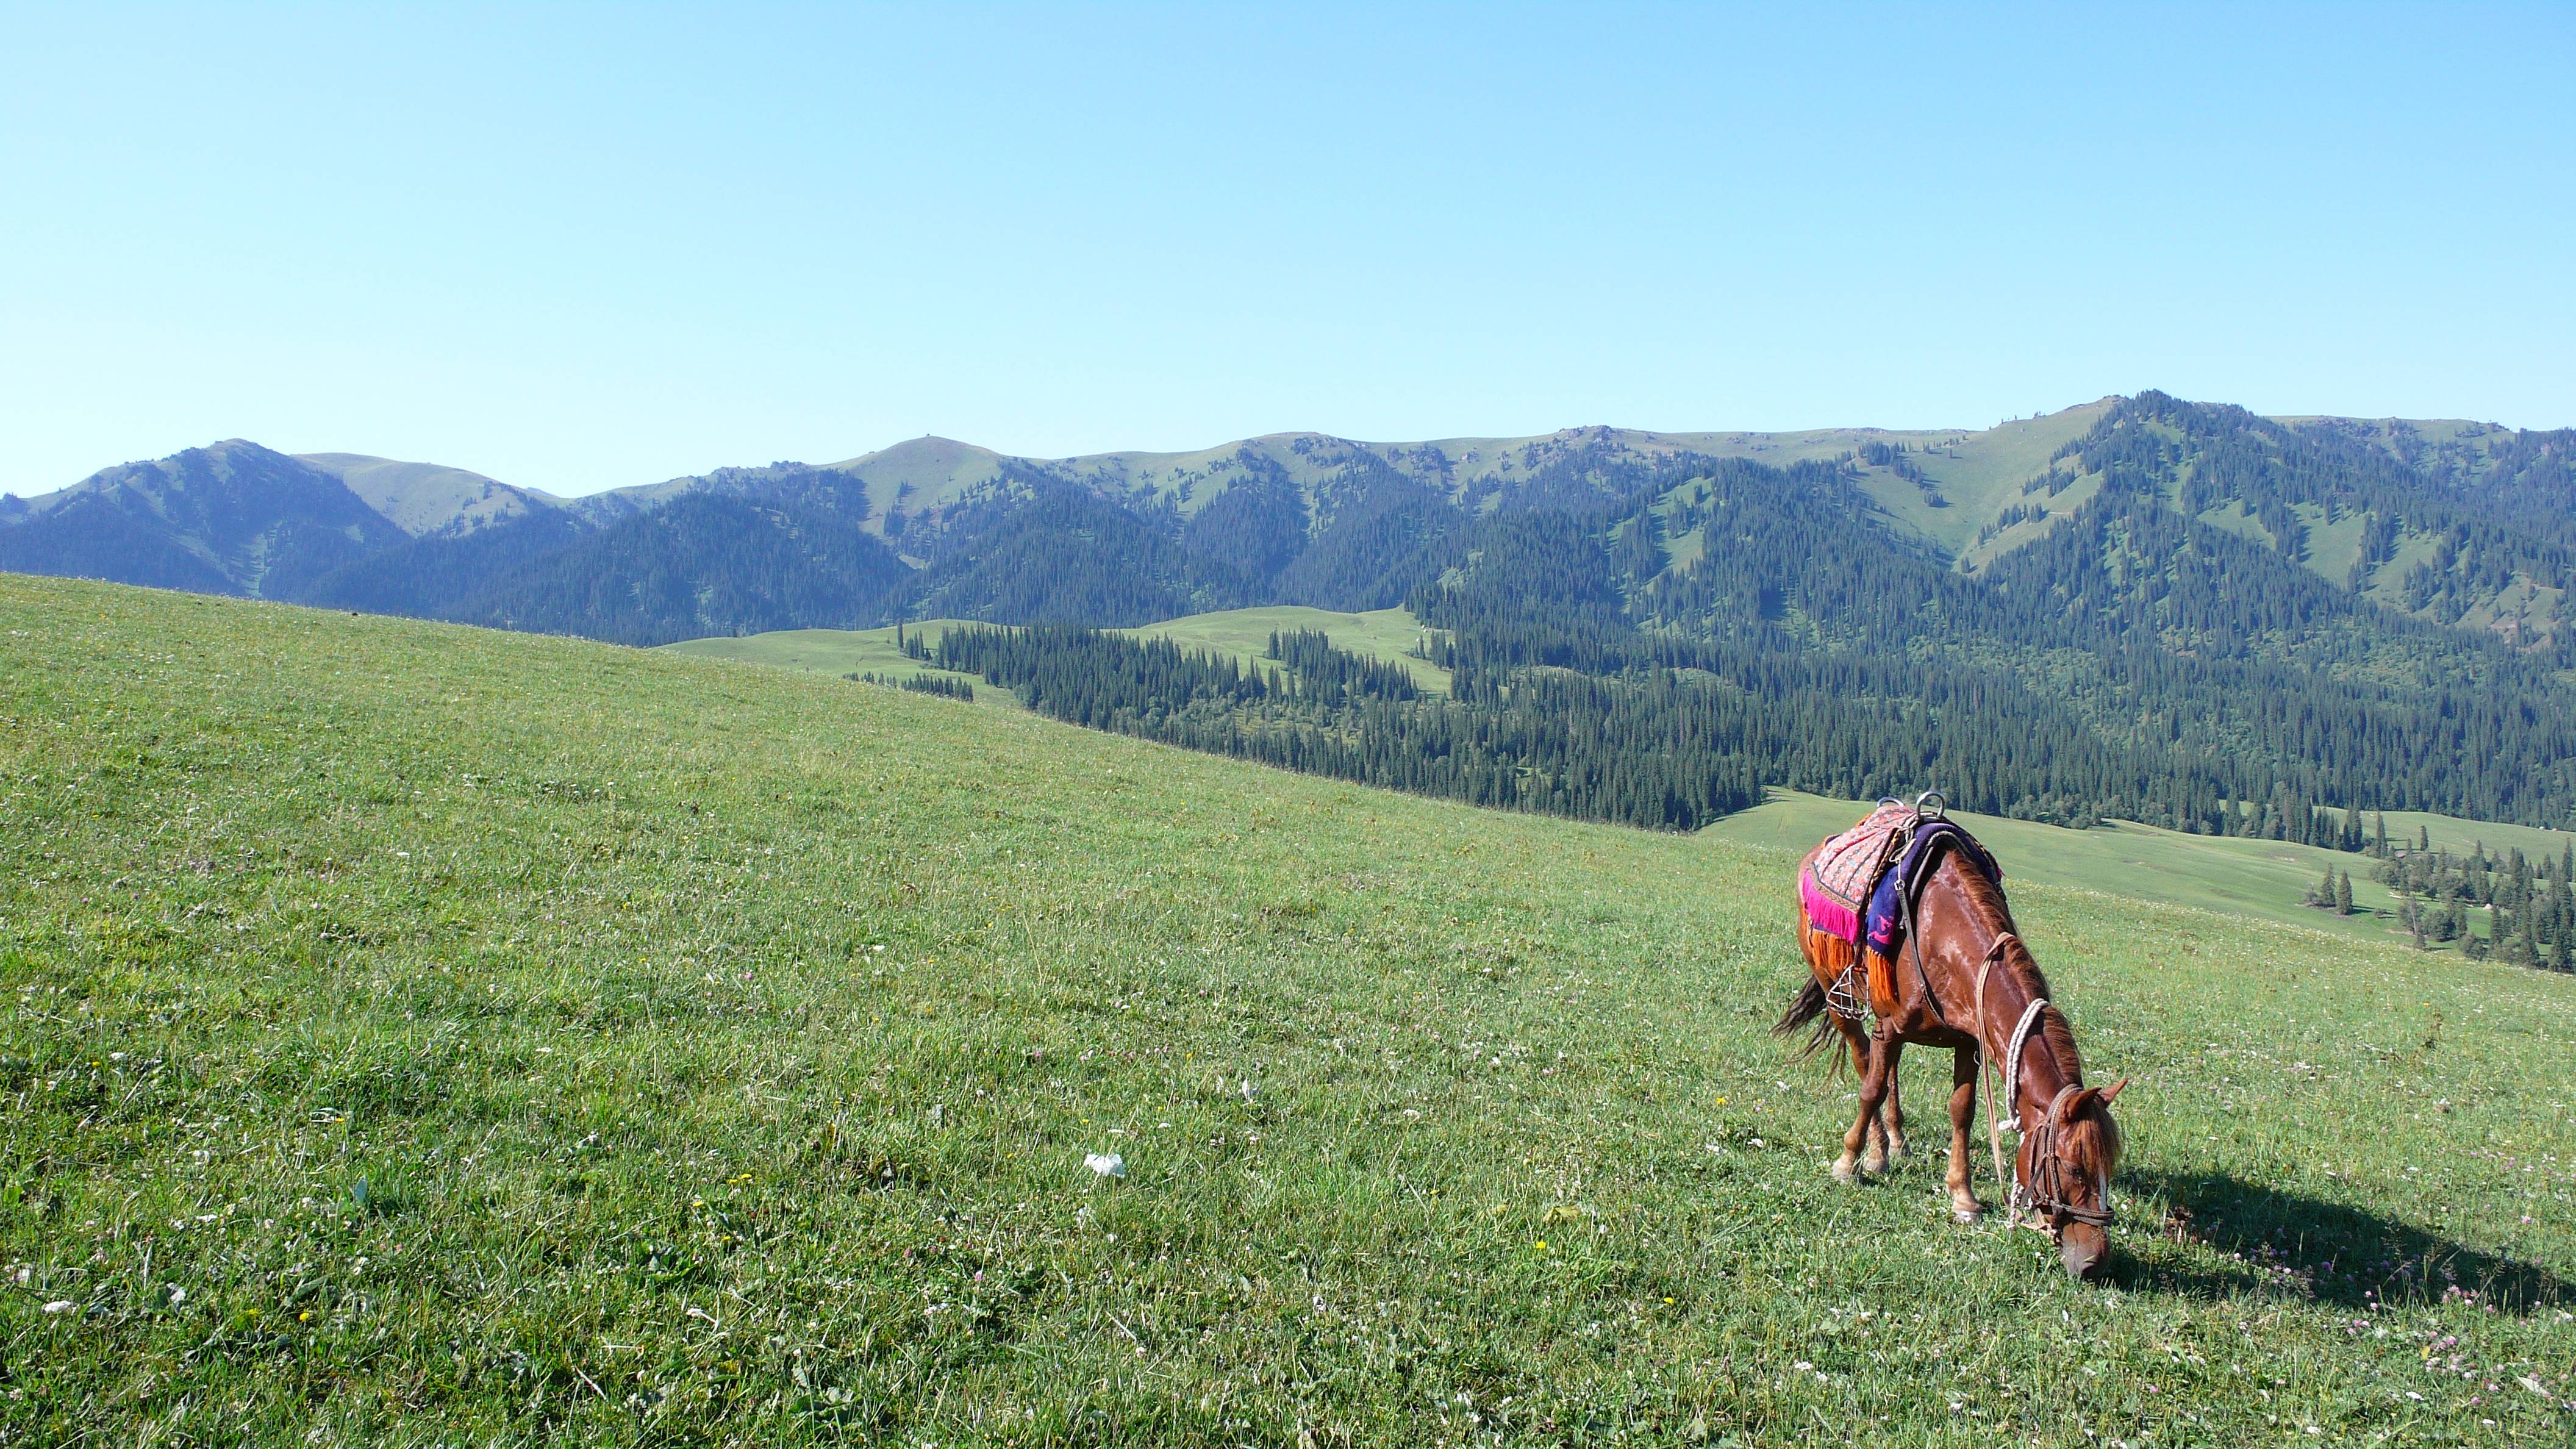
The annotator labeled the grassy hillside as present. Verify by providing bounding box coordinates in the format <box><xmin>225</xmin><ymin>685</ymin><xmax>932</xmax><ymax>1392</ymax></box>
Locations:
<box><xmin>5</xmin><ymin>575</ymin><xmax>2572</xmax><ymax>1445</ymax></box>
<box><xmin>1705</xmin><ymin>789</ymin><xmax>2574</xmax><ymax>952</ymax></box>
<box><xmin>665</xmin><ymin>606</ymin><xmax>1453</xmax><ymax>695</ymax></box>
<box><xmin>1852</xmin><ymin>401</ymin><xmax>2116</xmax><ymax>561</ymax></box>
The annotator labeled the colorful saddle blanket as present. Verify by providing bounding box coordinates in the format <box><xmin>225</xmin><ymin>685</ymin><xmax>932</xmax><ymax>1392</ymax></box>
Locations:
<box><xmin>1800</xmin><ymin>799</ymin><xmax>1916</xmax><ymax>943</ymax></box>
<box><xmin>1864</xmin><ymin>819</ymin><xmax>2003</xmax><ymax>955</ymax></box>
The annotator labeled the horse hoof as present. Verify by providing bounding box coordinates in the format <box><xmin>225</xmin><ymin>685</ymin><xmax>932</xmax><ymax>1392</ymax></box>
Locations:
<box><xmin>1952</xmin><ymin>1208</ymin><xmax>1984</xmax><ymax>1225</ymax></box>
<box><xmin>1883</xmin><ymin>1147</ymin><xmax>1909</xmax><ymax>1170</ymax></box>
<box><xmin>1831</xmin><ymin>1162</ymin><xmax>1859</xmax><ymax>1184</ymax></box>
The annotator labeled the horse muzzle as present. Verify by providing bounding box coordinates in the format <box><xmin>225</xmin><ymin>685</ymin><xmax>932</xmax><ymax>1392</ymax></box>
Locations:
<box><xmin>2058</xmin><ymin>1221</ymin><xmax>2109</xmax><ymax>1281</ymax></box>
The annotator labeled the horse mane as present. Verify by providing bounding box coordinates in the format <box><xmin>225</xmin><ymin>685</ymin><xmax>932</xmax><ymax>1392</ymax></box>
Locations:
<box><xmin>1942</xmin><ymin>843</ymin><xmax>2085</xmax><ymax>1085</ymax></box>
<box><xmin>1942</xmin><ymin>843</ymin><xmax>2121</xmax><ymax>1173</ymax></box>
<box><xmin>2063</xmin><ymin>1098</ymin><xmax>2123</xmax><ymax>1176</ymax></box>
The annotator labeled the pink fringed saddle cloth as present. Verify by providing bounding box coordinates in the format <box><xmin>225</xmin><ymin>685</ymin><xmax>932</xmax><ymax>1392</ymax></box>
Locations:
<box><xmin>1800</xmin><ymin>799</ymin><xmax>1915</xmax><ymax>944</ymax></box>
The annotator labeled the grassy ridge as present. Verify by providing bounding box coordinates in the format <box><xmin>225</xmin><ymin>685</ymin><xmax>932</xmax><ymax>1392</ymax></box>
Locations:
<box><xmin>4</xmin><ymin>574</ymin><xmax>2573</xmax><ymax>1445</ymax></box>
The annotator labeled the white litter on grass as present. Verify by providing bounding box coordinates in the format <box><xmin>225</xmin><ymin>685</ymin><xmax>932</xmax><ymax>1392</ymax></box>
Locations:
<box><xmin>1084</xmin><ymin>1153</ymin><xmax>1126</xmax><ymax>1180</ymax></box>
<box><xmin>1239</xmin><ymin>1079</ymin><xmax>1256</xmax><ymax>1103</ymax></box>
<box><xmin>41</xmin><ymin>1301</ymin><xmax>73</xmax><ymax>1315</ymax></box>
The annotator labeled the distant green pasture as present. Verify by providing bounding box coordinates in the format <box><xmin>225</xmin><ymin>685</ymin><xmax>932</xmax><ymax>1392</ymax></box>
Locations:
<box><xmin>1701</xmin><ymin>789</ymin><xmax>2564</xmax><ymax>951</ymax></box>
<box><xmin>665</xmin><ymin>605</ymin><xmax>1451</xmax><ymax>694</ymax></box>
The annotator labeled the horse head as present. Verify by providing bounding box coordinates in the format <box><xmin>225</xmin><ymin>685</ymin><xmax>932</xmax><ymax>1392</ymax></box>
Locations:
<box><xmin>2031</xmin><ymin>1077</ymin><xmax>2127</xmax><ymax>1280</ymax></box>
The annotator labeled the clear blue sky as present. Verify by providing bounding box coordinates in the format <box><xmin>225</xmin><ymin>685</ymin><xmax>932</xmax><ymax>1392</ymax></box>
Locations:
<box><xmin>5</xmin><ymin>4</ymin><xmax>2571</xmax><ymax>498</ymax></box>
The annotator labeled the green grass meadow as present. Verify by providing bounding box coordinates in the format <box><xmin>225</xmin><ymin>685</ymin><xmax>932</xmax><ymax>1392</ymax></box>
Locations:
<box><xmin>4</xmin><ymin>574</ymin><xmax>2573</xmax><ymax>1445</ymax></box>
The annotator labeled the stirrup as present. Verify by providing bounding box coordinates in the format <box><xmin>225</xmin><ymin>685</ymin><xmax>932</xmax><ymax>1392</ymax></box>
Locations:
<box><xmin>1824</xmin><ymin>962</ymin><xmax>1870</xmax><ymax>1023</ymax></box>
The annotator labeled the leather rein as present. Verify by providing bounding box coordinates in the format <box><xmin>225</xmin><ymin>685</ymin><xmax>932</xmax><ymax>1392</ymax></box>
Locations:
<box><xmin>1970</xmin><ymin>931</ymin><xmax>2112</xmax><ymax>1230</ymax></box>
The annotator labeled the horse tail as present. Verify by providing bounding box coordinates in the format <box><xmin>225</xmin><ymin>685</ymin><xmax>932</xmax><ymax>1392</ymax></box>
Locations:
<box><xmin>1772</xmin><ymin>978</ymin><xmax>1841</xmax><ymax>1062</ymax></box>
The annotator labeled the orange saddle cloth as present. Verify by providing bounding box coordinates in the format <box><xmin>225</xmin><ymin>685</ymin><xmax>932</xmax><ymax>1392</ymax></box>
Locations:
<box><xmin>1805</xmin><ymin>920</ymin><xmax>1904</xmax><ymax>1020</ymax></box>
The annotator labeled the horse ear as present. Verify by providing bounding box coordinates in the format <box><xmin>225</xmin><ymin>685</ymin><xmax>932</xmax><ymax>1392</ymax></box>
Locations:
<box><xmin>2095</xmin><ymin>1077</ymin><xmax>2130</xmax><ymax>1107</ymax></box>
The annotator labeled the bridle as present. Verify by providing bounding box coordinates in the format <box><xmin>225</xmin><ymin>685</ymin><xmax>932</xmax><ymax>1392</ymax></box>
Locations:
<box><xmin>1972</xmin><ymin>932</ymin><xmax>2112</xmax><ymax>1231</ymax></box>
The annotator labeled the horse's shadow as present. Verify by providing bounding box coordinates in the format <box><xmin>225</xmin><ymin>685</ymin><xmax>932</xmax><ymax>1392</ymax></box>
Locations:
<box><xmin>2114</xmin><ymin>1167</ymin><xmax>2569</xmax><ymax>1314</ymax></box>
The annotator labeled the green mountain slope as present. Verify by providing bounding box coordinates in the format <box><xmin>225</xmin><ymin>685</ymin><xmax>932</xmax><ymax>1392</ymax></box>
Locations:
<box><xmin>809</xmin><ymin>412</ymin><xmax>2119</xmax><ymax>548</ymax></box>
<box><xmin>4</xmin><ymin>573</ymin><xmax>2569</xmax><ymax>1442</ymax></box>
<box><xmin>295</xmin><ymin>453</ymin><xmax>565</xmax><ymax>537</ymax></box>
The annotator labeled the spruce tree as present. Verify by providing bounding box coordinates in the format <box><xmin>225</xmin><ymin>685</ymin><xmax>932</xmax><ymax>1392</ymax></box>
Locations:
<box><xmin>2312</xmin><ymin>863</ymin><xmax>2336</xmax><ymax>907</ymax></box>
<box><xmin>2335</xmin><ymin>871</ymin><xmax>2353</xmax><ymax>916</ymax></box>
<box><xmin>2372</xmin><ymin>812</ymin><xmax>2389</xmax><ymax>858</ymax></box>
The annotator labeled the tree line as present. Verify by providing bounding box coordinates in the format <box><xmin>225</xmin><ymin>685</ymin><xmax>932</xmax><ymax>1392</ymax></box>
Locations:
<box><xmin>921</xmin><ymin>624</ymin><xmax>1760</xmax><ymax>830</ymax></box>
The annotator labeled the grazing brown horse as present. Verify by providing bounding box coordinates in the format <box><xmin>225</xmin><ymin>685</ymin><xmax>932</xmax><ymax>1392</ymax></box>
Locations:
<box><xmin>1778</xmin><ymin>826</ymin><xmax>2128</xmax><ymax>1280</ymax></box>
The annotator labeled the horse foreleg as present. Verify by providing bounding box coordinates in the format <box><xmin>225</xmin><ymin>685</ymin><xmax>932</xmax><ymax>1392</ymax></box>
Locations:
<box><xmin>1946</xmin><ymin>1045</ymin><xmax>1983</xmax><ymax>1223</ymax></box>
<box><xmin>1877</xmin><ymin>1035</ymin><xmax>1909</xmax><ymax>1169</ymax></box>
<box><xmin>1832</xmin><ymin>1018</ymin><xmax>1877</xmax><ymax>1183</ymax></box>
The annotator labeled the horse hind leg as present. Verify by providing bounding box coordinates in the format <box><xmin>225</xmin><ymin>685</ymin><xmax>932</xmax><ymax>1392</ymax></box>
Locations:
<box><xmin>1946</xmin><ymin>1045</ymin><xmax>1983</xmax><ymax>1223</ymax></box>
<box><xmin>1876</xmin><ymin>1036</ymin><xmax>1909</xmax><ymax>1170</ymax></box>
<box><xmin>1832</xmin><ymin>1017</ymin><xmax>1880</xmax><ymax>1183</ymax></box>
<box><xmin>1856</xmin><ymin>1028</ymin><xmax>1898</xmax><ymax>1177</ymax></box>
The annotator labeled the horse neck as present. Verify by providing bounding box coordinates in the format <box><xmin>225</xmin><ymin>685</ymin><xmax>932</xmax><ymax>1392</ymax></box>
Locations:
<box><xmin>1919</xmin><ymin>859</ymin><xmax>2077</xmax><ymax>1126</ymax></box>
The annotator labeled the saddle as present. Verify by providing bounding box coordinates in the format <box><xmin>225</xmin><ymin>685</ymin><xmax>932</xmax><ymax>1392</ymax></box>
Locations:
<box><xmin>1866</xmin><ymin>818</ymin><xmax>2003</xmax><ymax>957</ymax></box>
<box><xmin>1801</xmin><ymin>798</ymin><xmax>1917</xmax><ymax>945</ymax></box>
<box><xmin>1803</xmin><ymin>794</ymin><xmax>2002</xmax><ymax>1021</ymax></box>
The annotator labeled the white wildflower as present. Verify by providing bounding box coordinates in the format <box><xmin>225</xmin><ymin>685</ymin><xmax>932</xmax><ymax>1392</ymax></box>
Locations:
<box><xmin>1084</xmin><ymin>1153</ymin><xmax>1126</xmax><ymax>1179</ymax></box>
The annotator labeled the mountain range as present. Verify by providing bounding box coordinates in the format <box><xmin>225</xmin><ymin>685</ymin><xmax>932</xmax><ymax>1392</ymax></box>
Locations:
<box><xmin>7</xmin><ymin>399</ymin><xmax>2569</xmax><ymax>649</ymax></box>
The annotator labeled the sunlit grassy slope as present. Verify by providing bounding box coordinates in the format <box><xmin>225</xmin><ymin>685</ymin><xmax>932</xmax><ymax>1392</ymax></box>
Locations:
<box><xmin>1129</xmin><ymin>606</ymin><xmax>1448</xmax><ymax>692</ymax></box>
<box><xmin>679</xmin><ymin>616</ymin><xmax>2560</xmax><ymax>951</ymax></box>
<box><xmin>664</xmin><ymin>606</ymin><xmax>1451</xmax><ymax>694</ymax></box>
<box><xmin>1704</xmin><ymin>790</ymin><xmax>2567</xmax><ymax>953</ymax></box>
<box><xmin>658</xmin><ymin>620</ymin><xmax>1012</xmax><ymax>708</ymax></box>
<box><xmin>5</xmin><ymin>574</ymin><xmax>2572</xmax><ymax>1445</ymax></box>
